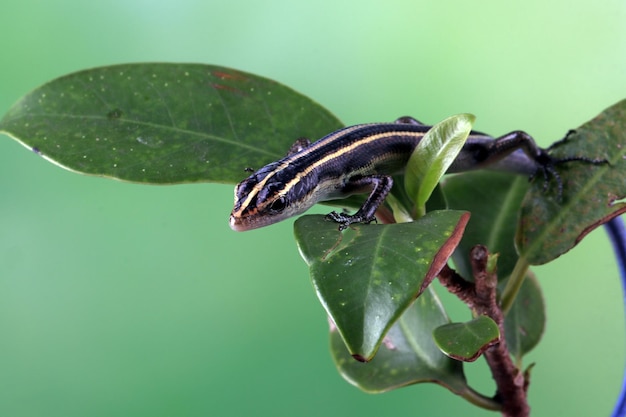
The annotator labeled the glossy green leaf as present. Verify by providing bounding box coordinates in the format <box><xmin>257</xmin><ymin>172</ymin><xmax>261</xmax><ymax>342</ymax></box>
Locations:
<box><xmin>404</xmin><ymin>114</ymin><xmax>474</xmax><ymax>216</ymax></box>
<box><xmin>443</xmin><ymin>171</ymin><xmax>529</xmax><ymax>280</ymax></box>
<box><xmin>433</xmin><ymin>315</ymin><xmax>500</xmax><ymax>362</ymax></box>
<box><xmin>502</xmin><ymin>272</ymin><xmax>545</xmax><ymax>361</ymax></box>
<box><xmin>517</xmin><ymin>99</ymin><xmax>626</xmax><ymax>264</ymax></box>
<box><xmin>294</xmin><ymin>211</ymin><xmax>470</xmax><ymax>362</ymax></box>
<box><xmin>330</xmin><ymin>287</ymin><xmax>469</xmax><ymax>394</ymax></box>
<box><xmin>0</xmin><ymin>63</ymin><xmax>343</xmax><ymax>184</ymax></box>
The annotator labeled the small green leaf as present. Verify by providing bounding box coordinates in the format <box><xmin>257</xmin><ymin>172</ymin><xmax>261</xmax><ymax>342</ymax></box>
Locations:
<box><xmin>0</xmin><ymin>63</ymin><xmax>343</xmax><ymax>184</ymax></box>
<box><xmin>503</xmin><ymin>272</ymin><xmax>545</xmax><ymax>361</ymax></box>
<box><xmin>517</xmin><ymin>99</ymin><xmax>626</xmax><ymax>264</ymax></box>
<box><xmin>330</xmin><ymin>287</ymin><xmax>469</xmax><ymax>394</ymax></box>
<box><xmin>295</xmin><ymin>211</ymin><xmax>469</xmax><ymax>361</ymax></box>
<box><xmin>404</xmin><ymin>114</ymin><xmax>474</xmax><ymax>216</ymax></box>
<box><xmin>433</xmin><ymin>316</ymin><xmax>500</xmax><ymax>362</ymax></box>
<box><xmin>443</xmin><ymin>171</ymin><xmax>529</xmax><ymax>280</ymax></box>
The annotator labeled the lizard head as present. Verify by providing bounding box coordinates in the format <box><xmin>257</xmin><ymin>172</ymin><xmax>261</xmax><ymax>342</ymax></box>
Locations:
<box><xmin>229</xmin><ymin>161</ymin><xmax>317</xmax><ymax>231</ymax></box>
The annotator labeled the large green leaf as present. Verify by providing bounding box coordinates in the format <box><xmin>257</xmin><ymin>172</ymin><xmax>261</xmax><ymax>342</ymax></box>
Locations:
<box><xmin>443</xmin><ymin>171</ymin><xmax>529</xmax><ymax>280</ymax></box>
<box><xmin>517</xmin><ymin>99</ymin><xmax>626</xmax><ymax>264</ymax></box>
<box><xmin>0</xmin><ymin>63</ymin><xmax>343</xmax><ymax>184</ymax></box>
<box><xmin>330</xmin><ymin>287</ymin><xmax>469</xmax><ymax>394</ymax></box>
<box><xmin>294</xmin><ymin>211</ymin><xmax>469</xmax><ymax>362</ymax></box>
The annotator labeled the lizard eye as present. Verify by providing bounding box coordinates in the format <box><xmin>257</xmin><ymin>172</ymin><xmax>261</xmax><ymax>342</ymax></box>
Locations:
<box><xmin>269</xmin><ymin>196</ymin><xmax>287</xmax><ymax>213</ymax></box>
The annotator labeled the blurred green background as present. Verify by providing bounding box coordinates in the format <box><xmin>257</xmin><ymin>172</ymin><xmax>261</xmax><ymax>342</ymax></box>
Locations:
<box><xmin>1</xmin><ymin>1</ymin><xmax>625</xmax><ymax>416</ymax></box>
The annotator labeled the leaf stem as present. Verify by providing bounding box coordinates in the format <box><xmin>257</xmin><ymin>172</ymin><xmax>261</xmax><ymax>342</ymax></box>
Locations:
<box><xmin>415</xmin><ymin>204</ymin><xmax>426</xmax><ymax>219</ymax></box>
<box><xmin>500</xmin><ymin>256</ymin><xmax>530</xmax><ymax>315</ymax></box>
<box><xmin>460</xmin><ymin>386</ymin><xmax>502</xmax><ymax>411</ymax></box>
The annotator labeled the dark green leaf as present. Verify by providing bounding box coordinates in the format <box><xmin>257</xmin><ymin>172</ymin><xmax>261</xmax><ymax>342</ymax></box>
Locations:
<box><xmin>443</xmin><ymin>171</ymin><xmax>529</xmax><ymax>279</ymax></box>
<box><xmin>433</xmin><ymin>315</ymin><xmax>500</xmax><ymax>362</ymax></box>
<box><xmin>294</xmin><ymin>211</ymin><xmax>470</xmax><ymax>361</ymax></box>
<box><xmin>502</xmin><ymin>272</ymin><xmax>545</xmax><ymax>360</ymax></box>
<box><xmin>0</xmin><ymin>63</ymin><xmax>343</xmax><ymax>184</ymax></box>
<box><xmin>404</xmin><ymin>114</ymin><xmax>474</xmax><ymax>215</ymax></box>
<box><xmin>330</xmin><ymin>287</ymin><xmax>469</xmax><ymax>394</ymax></box>
<box><xmin>517</xmin><ymin>99</ymin><xmax>626</xmax><ymax>264</ymax></box>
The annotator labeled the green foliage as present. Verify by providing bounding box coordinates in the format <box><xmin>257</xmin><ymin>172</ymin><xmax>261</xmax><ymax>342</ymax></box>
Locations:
<box><xmin>295</xmin><ymin>211</ymin><xmax>469</xmax><ymax>361</ymax></box>
<box><xmin>502</xmin><ymin>273</ymin><xmax>545</xmax><ymax>362</ymax></box>
<box><xmin>0</xmin><ymin>63</ymin><xmax>342</xmax><ymax>184</ymax></box>
<box><xmin>2</xmin><ymin>63</ymin><xmax>624</xmax><ymax>414</ymax></box>
<box><xmin>433</xmin><ymin>315</ymin><xmax>500</xmax><ymax>362</ymax></box>
<box><xmin>330</xmin><ymin>288</ymin><xmax>469</xmax><ymax>394</ymax></box>
<box><xmin>443</xmin><ymin>171</ymin><xmax>529</xmax><ymax>280</ymax></box>
<box><xmin>517</xmin><ymin>99</ymin><xmax>626</xmax><ymax>264</ymax></box>
<box><xmin>404</xmin><ymin>113</ymin><xmax>474</xmax><ymax>217</ymax></box>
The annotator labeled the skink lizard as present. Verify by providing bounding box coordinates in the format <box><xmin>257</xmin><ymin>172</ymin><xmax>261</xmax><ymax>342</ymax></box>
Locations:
<box><xmin>230</xmin><ymin>116</ymin><xmax>600</xmax><ymax>231</ymax></box>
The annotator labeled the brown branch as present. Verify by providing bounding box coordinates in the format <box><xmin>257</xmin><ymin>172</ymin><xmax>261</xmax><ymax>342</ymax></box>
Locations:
<box><xmin>438</xmin><ymin>245</ymin><xmax>530</xmax><ymax>417</ymax></box>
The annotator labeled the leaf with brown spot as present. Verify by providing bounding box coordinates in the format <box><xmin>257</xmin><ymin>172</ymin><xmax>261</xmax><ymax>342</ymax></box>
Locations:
<box><xmin>517</xmin><ymin>99</ymin><xmax>626</xmax><ymax>264</ymax></box>
<box><xmin>0</xmin><ymin>63</ymin><xmax>342</xmax><ymax>184</ymax></box>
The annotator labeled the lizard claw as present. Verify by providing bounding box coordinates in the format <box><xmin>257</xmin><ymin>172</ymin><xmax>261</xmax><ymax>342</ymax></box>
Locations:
<box><xmin>532</xmin><ymin>153</ymin><xmax>608</xmax><ymax>201</ymax></box>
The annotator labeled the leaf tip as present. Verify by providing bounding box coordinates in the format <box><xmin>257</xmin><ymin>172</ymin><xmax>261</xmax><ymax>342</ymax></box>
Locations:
<box><xmin>458</xmin><ymin>113</ymin><xmax>476</xmax><ymax>126</ymax></box>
